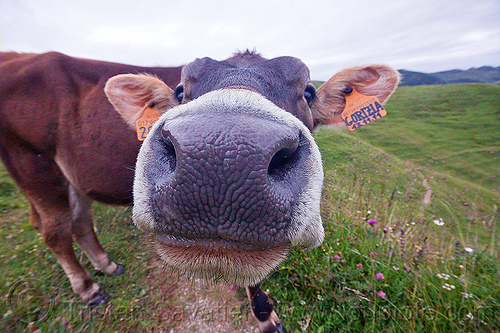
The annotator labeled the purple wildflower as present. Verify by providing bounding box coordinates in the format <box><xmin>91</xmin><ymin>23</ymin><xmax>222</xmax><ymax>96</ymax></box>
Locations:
<box><xmin>368</xmin><ymin>219</ymin><xmax>376</xmax><ymax>226</ymax></box>
<box><xmin>375</xmin><ymin>272</ymin><xmax>385</xmax><ymax>280</ymax></box>
<box><xmin>333</xmin><ymin>254</ymin><xmax>341</xmax><ymax>261</ymax></box>
<box><xmin>356</xmin><ymin>263</ymin><xmax>363</xmax><ymax>269</ymax></box>
<box><xmin>403</xmin><ymin>263</ymin><xmax>411</xmax><ymax>271</ymax></box>
<box><xmin>377</xmin><ymin>290</ymin><xmax>386</xmax><ymax>298</ymax></box>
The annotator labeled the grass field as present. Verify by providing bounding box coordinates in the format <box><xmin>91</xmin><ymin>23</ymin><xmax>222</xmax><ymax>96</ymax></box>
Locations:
<box><xmin>346</xmin><ymin>84</ymin><xmax>499</xmax><ymax>248</ymax></box>
<box><xmin>1</xmin><ymin>83</ymin><xmax>499</xmax><ymax>332</ymax></box>
<box><xmin>262</xmin><ymin>83</ymin><xmax>500</xmax><ymax>332</ymax></box>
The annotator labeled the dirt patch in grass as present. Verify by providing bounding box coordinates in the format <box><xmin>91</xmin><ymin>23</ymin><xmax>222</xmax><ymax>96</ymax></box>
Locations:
<box><xmin>143</xmin><ymin>254</ymin><xmax>259</xmax><ymax>333</ymax></box>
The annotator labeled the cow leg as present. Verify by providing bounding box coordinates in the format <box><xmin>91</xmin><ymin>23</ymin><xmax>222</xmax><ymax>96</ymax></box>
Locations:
<box><xmin>1</xmin><ymin>147</ymin><xmax>108</xmax><ymax>306</ymax></box>
<box><xmin>69</xmin><ymin>186</ymin><xmax>124</xmax><ymax>276</ymax></box>
<box><xmin>29</xmin><ymin>201</ymin><xmax>108</xmax><ymax>306</ymax></box>
<box><xmin>246</xmin><ymin>285</ymin><xmax>287</xmax><ymax>333</ymax></box>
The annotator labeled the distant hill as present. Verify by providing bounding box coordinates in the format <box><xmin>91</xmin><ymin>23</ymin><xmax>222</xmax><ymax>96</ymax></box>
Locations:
<box><xmin>399</xmin><ymin>66</ymin><xmax>500</xmax><ymax>86</ymax></box>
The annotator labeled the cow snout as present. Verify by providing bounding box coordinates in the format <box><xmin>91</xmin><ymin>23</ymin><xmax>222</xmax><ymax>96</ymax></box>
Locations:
<box><xmin>132</xmin><ymin>89</ymin><xmax>324</xmax><ymax>285</ymax></box>
<box><xmin>152</xmin><ymin>112</ymin><xmax>305</xmax><ymax>245</ymax></box>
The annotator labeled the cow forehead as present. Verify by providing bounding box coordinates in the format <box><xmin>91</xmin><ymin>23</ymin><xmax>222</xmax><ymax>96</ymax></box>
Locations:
<box><xmin>181</xmin><ymin>55</ymin><xmax>310</xmax><ymax>85</ymax></box>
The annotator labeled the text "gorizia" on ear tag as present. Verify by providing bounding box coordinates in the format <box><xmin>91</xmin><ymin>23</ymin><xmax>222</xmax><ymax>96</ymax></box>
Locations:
<box><xmin>341</xmin><ymin>87</ymin><xmax>387</xmax><ymax>131</ymax></box>
<box><xmin>135</xmin><ymin>106</ymin><xmax>161</xmax><ymax>141</ymax></box>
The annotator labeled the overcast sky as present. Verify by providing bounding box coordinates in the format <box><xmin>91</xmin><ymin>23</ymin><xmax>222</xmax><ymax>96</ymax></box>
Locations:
<box><xmin>1</xmin><ymin>0</ymin><xmax>499</xmax><ymax>81</ymax></box>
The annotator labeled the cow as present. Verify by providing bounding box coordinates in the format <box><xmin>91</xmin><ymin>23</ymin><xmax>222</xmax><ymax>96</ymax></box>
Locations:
<box><xmin>1</xmin><ymin>51</ymin><xmax>399</xmax><ymax>332</ymax></box>
<box><xmin>104</xmin><ymin>51</ymin><xmax>399</xmax><ymax>331</ymax></box>
<box><xmin>0</xmin><ymin>51</ymin><xmax>182</xmax><ymax>305</ymax></box>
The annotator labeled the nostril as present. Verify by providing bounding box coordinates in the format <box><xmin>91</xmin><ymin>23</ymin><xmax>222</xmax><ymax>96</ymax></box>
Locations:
<box><xmin>161</xmin><ymin>129</ymin><xmax>177</xmax><ymax>172</ymax></box>
<box><xmin>163</xmin><ymin>135</ymin><xmax>176</xmax><ymax>158</ymax></box>
<box><xmin>268</xmin><ymin>143</ymin><xmax>300</xmax><ymax>180</ymax></box>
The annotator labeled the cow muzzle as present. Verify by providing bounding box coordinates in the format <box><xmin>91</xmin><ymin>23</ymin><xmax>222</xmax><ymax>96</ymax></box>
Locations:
<box><xmin>132</xmin><ymin>89</ymin><xmax>324</xmax><ymax>285</ymax></box>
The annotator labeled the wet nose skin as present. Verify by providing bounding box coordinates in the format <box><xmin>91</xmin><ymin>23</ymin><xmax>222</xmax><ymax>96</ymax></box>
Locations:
<box><xmin>150</xmin><ymin>112</ymin><xmax>309</xmax><ymax>246</ymax></box>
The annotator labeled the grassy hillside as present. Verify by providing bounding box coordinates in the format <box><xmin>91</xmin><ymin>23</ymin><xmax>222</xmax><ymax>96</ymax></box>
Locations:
<box><xmin>434</xmin><ymin>67</ymin><xmax>500</xmax><ymax>85</ymax></box>
<box><xmin>264</xmin><ymin>83</ymin><xmax>499</xmax><ymax>332</ymax></box>
<box><xmin>1</xmin><ymin>84</ymin><xmax>499</xmax><ymax>332</ymax></box>
<box><xmin>346</xmin><ymin>84</ymin><xmax>500</xmax><ymax>244</ymax></box>
<box><xmin>398</xmin><ymin>70</ymin><xmax>444</xmax><ymax>86</ymax></box>
<box><xmin>399</xmin><ymin>66</ymin><xmax>500</xmax><ymax>86</ymax></box>
<box><xmin>352</xmin><ymin>84</ymin><xmax>499</xmax><ymax>188</ymax></box>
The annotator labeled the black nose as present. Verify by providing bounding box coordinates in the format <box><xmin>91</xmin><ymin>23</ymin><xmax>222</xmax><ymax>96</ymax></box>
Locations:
<box><xmin>151</xmin><ymin>112</ymin><xmax>310</xmax><ymax>246</ymax></box>
<box><xmin>160</xmin><ymin>115</ymin><xmax>301</xmax><ymax>183</ymax></box>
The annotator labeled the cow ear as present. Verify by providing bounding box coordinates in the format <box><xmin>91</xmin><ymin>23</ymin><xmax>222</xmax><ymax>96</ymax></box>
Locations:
<box><xmin>105</xmin><ymin>74</ymin><xmax>179</xmax><ymax>128</ymax></box>
<box><xmin>311</xmin><ymin>65</ymin><xmax>400</xmax><ymax>128</ymax></box>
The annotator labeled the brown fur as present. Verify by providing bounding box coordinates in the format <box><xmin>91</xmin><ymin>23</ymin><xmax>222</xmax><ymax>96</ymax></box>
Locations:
<box><xmin>0</xmin><ymin>51</ymin><xmax>36</xmax><ymax>63</ymax></box>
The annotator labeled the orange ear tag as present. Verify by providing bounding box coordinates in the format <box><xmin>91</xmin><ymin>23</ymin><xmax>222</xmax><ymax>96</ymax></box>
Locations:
<box><xmin>341</xmin><ymin>87</ymin><xmax>387</xmax><ymax>131</ymax></box>
<box><xmin>135</xmin><ymin>106</ymin><xmax>161</xmax><ymax>141</ymax></box>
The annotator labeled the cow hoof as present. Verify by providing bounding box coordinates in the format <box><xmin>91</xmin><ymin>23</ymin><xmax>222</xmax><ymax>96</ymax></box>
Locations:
<box><xmin>275</xmin><ymin>323</ymin><xmax>288</xmax><ymax>333</ymax></box>
<box><xmin>112</xmin><ymin>264</ymin><xmax>125</xmax><ymax>276</ymax></box>
<box><xmin>260</xmin><ymin>322</ymin><xmax>287</xmax><ymax>333</ymax></box>
<box><xmin>88</xmin><ymin>289</ymin><xmax>110</xmax><ymax>307</ymax></box>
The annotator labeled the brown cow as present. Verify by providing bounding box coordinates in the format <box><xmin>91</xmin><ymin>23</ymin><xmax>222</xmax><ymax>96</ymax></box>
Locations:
<box><xmin>1</xmin><ymin>51</ymin><xmax>399</xmax><ymax>332</ymax></box>
<box><xmin>0</xmin><ymin>52</ymin><xmax>182</xmax><ymax>305</ymax></box>
<box><xmin>105</xmin><ymin>51</ymin><xmax>399</xmax><ymax>331</ymax></box>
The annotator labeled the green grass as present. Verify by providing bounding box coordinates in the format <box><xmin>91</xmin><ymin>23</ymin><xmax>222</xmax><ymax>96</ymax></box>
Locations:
<box><xmin>351</xmin><ymin>84</ymin><xmax>500</xmax><ymax>191</ymax></box>
<box><xmin>346</xmin><ymin>84</ymin><xmax>500</xmax><ymax>248</ymax></box>
<box><xmin>1</xmin><ymin>83</ymin><xmax>499</xmax><ymax>332</ymax></box>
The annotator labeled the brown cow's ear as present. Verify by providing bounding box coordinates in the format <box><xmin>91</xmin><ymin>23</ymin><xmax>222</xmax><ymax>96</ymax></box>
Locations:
<box><xmin>310</xmin><ymin>65</ymin><xmax>400</xmax><ymax>128</ymax></box>
<box><xmin>104</xmin><ymin>74</ymin><xmax>179</xmax><ymax>128</ymax></box>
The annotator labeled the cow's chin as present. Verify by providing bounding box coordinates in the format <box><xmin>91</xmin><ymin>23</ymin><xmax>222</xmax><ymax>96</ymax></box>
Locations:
<box><xmin>154</xmin><ymin>233</ymin><xmax>289</xmax><ymax>286</ymax></box>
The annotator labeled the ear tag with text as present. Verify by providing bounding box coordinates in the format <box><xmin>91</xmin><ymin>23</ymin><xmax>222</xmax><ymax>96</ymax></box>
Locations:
<box><xmin>341</xmin><ymin>87</ymin><xmax>387</xmax><ymax>131</ymax></box>
<box><xmin>135</xmin><ymin>106</ymin><xmax>161</xmax><ymax>141</ymax></box>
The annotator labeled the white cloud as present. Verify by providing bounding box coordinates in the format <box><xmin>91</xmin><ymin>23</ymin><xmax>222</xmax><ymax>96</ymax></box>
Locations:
<box><xmin>1</xmin><ymin>0</ymin><xmax>499</xmax><ymax>80</ymax></box>
<box><xmin>86</xmin><ymin>25</ymin><xmax>183</xmax><ymax>47</ymax></box>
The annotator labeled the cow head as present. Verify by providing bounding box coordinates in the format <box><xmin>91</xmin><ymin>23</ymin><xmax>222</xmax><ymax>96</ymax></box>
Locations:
<box><xmin>105</xmin><ymin>52</ymin><xmax>399</xmax><ymax>286</ymax></box>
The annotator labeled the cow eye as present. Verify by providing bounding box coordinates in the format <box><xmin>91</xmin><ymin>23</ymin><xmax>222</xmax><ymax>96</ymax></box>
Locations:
<box><xmin>174</xmin><ymin>85</ymin><xmax>184</xmax><ymax>103</ymax></box>
<box><xmin>304</xmin><ymin>84</ymin><xmax>316</xmax><ymax>104</ymax></box>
